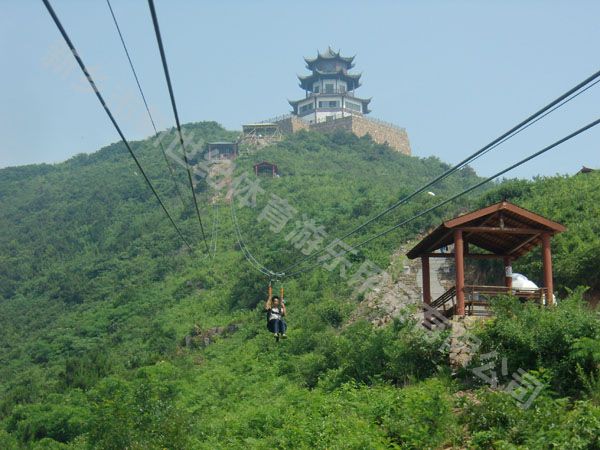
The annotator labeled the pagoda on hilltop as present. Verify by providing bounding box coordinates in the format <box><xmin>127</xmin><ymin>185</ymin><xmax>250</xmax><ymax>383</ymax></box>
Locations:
<box><xmin>288</xmin><ymin>47</ymin><xmax>371</xmax><ymax>124</ymax></box>
<box><xmin>241</xmin><ymin>47</ymin><xmax>412</xmax><ymax>155</ymax></box>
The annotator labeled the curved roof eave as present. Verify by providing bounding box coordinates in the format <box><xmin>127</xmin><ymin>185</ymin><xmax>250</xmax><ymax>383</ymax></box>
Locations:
<box><xmin>303</xmin><ymin>47</ymin><xmax>356</xmax><ymax>66</ymax></box>
<box><xmin>298</xmin><ymin>69</ymin><xmax>361</xmax><ymax>79</ymax></box>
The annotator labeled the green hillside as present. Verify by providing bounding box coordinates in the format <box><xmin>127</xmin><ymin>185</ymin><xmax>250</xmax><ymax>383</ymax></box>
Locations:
<box><xmin>1</xmin><ymin>123</ymin><xmax>599</xmax><ymax>449</ymax></box>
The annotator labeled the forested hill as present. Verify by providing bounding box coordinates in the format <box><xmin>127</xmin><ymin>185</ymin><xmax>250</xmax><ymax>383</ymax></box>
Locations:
<box><xmin>1</xmin><ymin>122</ymin><xmax>599</xmax><ymax>449</ymax></box>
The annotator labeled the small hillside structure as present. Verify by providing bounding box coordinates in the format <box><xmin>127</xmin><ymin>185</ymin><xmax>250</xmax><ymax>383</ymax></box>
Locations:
<box><xmin>254</xmin><ymin>161</ymin><xmax>278</xmax><ymax>177</ymax></box>
<box><xmin>206</xmin><ymin>142</ymin><xmax>238</xmax><ymax>160</ymax></box>
<box><xmin>240</xmin><ymin>123</ymin><xmax>283</xmax><ymax>148</ymax></box>
<box><xmin>407</xmin><ymin>201</ymin><xmax>566</xmax><ymax>317</ymax></box>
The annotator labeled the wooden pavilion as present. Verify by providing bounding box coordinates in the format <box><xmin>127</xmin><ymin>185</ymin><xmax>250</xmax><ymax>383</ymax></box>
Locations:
<box><xmin>254</xmin><ymin>161</ymin><xmax>278</xmax><ymax>177</ymax></box>
<box><xmin>206</xmin><ymin>142</ymin><xmax>238</xmax><ymax>160</ymax></box>
<box><xmin>407</xmin><ymin>201</ymin><xmax>566</xmax><ymax>317</ymax></box>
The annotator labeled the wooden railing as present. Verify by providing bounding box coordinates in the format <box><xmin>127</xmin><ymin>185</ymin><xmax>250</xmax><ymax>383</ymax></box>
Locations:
<box><xmin>429</xmin><ymin>285</ymin><xmax>548</xmax><ymax>317</ymax></box>
<box><xmin>463</xmin><ymin>285</ymin><xmax>547</xmax><ymax>303</ymax></box>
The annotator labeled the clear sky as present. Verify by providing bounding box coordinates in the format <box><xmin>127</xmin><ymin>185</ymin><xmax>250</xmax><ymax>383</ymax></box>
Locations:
<box><xmin>1</xmin><ymin>0</ymin><xmax>599</xmax><ymax>178</ymax></box>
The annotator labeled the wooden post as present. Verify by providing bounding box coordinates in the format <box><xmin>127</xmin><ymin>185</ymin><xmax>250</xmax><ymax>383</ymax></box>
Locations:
<box><xmin>421</xmin><ymin>256</ymin><xmax>431</xmax><ymax>305</ymax></box>
<box><xmin>542</xmin><ymin>233</ymin><xmax>554</xmax><ymax>305</ymax></box>
<box><xmin>503</xmin><ymin>256</ymin><xmax>512</xmax><ymax>289</ymax></box>
<box><xmin>454</xmin><ymin>229</ymin><xmax>465</xmax><ymax>315</ymax></box>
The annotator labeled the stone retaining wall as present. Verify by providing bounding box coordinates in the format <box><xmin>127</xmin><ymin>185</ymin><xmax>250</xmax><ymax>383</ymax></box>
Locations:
<box><xmin>276</xmin><ymin>115</ymin><xmax>411</xmax><ymax>155</ymax></box>
<box><xmin>349</xmin><ymin>116</ymin><xmax>411</xmax><ymax>156</ymax></box>
<box><xmin>274</xmin><ymin>116</ymin><xmax>310</xmax><ymax>134</ymax></box>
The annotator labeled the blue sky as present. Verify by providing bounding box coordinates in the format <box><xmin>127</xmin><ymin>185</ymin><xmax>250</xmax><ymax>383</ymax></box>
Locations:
<box><xmin>1</xmin><ymin>0</ymin><xmax>599</xmax><ymax>178</ymax></box>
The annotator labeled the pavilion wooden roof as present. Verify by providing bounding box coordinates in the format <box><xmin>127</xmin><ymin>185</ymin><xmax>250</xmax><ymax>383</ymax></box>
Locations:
<box><xmin>207</xmin><ymin>141</ymin><xmax>237</xmax><ymax>146</ymax></box>
<box><xmin>254</xmin><ymin>161</ymin><xmax>278</xmax><ymax>170</ymax></box>
<box><xmin>407</xmin><ymin>201</ymin><xmax>566</xmax><ymax>260</ymax></box>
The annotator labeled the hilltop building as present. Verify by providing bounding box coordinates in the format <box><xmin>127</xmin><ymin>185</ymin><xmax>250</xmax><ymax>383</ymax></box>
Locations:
<box><xmin>288</xmin><ymin>48</ymin><xmax>371</xmax><ymax>123</ymax></box>
<box><xmin>241</xmin><ymin>47</ymin><xmax>411</xmax><ymax>155</ymax></box>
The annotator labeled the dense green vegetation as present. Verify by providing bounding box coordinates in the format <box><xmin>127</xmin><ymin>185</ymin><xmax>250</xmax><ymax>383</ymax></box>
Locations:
<box><xmin>1</xmin><ymin>122</ymin><xmax>599</xmax><ymax>448</ymax></box>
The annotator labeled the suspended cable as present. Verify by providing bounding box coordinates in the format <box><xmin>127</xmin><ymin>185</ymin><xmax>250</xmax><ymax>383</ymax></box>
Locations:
<box><xmin>230</xmin><ymin>201</ymin><xmax>278</xmax><ymax>277</ymax></box>
<box><xmin>199</xmin><ymin>203</ymin><xmax>220</xmax><ymax>261</ymax></box>
<box><xmin>147</xmin><ymin>0</ymin><xmax>209</xmax><ymax>252</ymax></box>
<box><xmin>105</xmin><ymin>0</ymin><xmax>187</xmax><ymax>208</ymax></box>
<box><xmin>42</xmin><ymin>0</ymin><xmax>192</xmax><ymax>252</ymax></box>
<box><xmin>211</xmin><ymin>203</ymin><xmax>219</xmax><ymax>256</ymax></box>
<box><xmin>284</xmin><ymin>117</ymin><xmax>600</xmax><ymax>278</ymax></box>
<box><xmin>282</xmin><ymin>68</ymin><xmax>600</xmax><ymax>274</ymax></box>
<box><xmin>230</xmin><ymin>201</ymin><xmax>282</xmax><ymax>278</ymax></box>
<box><xmin>467</xmin><ymin>77</ymin><xmax>600</xmax><ymax>168</ymax></box>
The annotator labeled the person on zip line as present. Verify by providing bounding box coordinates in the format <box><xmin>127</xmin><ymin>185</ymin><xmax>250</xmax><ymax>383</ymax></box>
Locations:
<box><xmin>265</xmin><ymin>294</ymin><xmax>287</xmax><ymax>340</ymax></box>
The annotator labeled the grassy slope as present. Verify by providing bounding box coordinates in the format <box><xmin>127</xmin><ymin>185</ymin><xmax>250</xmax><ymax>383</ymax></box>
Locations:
<box><xmin>0</xmin><ymin>123</ymin><xmax>480</xmax><ymax>447</ymax></box>
<box><xmin>1</xmin><ymin>123</ymin><xmax>599</xmax><ymax>448</ymax></box>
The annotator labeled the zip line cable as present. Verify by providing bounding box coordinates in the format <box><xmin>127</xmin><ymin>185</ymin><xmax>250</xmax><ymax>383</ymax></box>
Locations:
<box><xmin>42</xmin><ymin>0</ymin><xmax>192</xmax><ymax>252</ymax></box>
<box><xmin>199</xmin><ymin>203</ymin><xmax>220</xmax><ymax>261</ymax></box>
<box><xmin>105</xmin><ymin>0</ymin><xmax>187</xmax><ymax>208</ymax></box>
<box><xmin>147</xmin><ymin>0</ymin><xmax>209</xmax><ymax>252</ymax></box>
<box><xmin>230</xmin><ymin>201</ymin><xmax>278</xmax><ymax>277</ymax></box>
<box><xmin>466</xmin><ymin>77</ymin><xmax>600</xmax><ymax>168</ymax></box>
<box><xmin>281</xmin><ymin>68</ymin><xmax>600</xmax><ymax>274</ymax></box>
<box><xmin>211</xmin><ymin>203</ymin><xmax>219</xmax><ymax>257</ymax></box>
<box><xmin>284</xmin><ymin>117</ymin><xmax>600</xmax><ymax>278</ymax></box>
<box><xmin>230</xmin><ymin>201</ymin><xmax>282</xmax><ymax>278</ymax></box>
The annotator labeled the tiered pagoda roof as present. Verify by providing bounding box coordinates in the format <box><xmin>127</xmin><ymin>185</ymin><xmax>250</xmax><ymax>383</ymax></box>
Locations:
<box><xmin>299</xmin><ymin>47</ymin><xmax>362</xmax><ymax>93</ymax></box>
<box><xmin>289</xmin><ymin>47</ymin><xmax>372</xmax><ymax>116</ymax></box>
<box><xmin>304</xmin><ymin>46</ymin><xmax>355</xmax><ymax>71</ymax></box>
<box><xmin>287</xmin><ymin>95</ymin><xmax>371</xmax><ymax>114</ymax></box>
<box><xmin>298</xmin><ymin>70</ymin><xmax>362</xmax><ymax>91</ymax></box>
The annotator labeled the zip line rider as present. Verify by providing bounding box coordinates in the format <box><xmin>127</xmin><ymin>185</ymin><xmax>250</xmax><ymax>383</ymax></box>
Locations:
<box><xmin>265</xmin><ymin>288</ymin><xmax>287</xmax><ymax>339</ymax></box>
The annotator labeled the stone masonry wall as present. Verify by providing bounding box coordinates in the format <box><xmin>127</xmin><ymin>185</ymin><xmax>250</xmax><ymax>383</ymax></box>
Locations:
<box><xmin>350</xmin><ymin>116</ymin><xmax>411</xmax><ymax>155</ymax></box>
<box><xmin>274</xmin><ymin>115</ymin><xmax>412</xmax><ymax>155</ymax></box>
<box><xmin>275</xmin><ymin>116</ymin><xmax>310</xmax><ymax>134</ymax></box>
<box><xmin>308</xmin><ymin>115</ymin><xmax>354</xmax><ymax>134</ymax></box>
<box><xmin>309</xmin><ymin>116</ymin><xmax>411</xmax><ymax>155</ymax></box>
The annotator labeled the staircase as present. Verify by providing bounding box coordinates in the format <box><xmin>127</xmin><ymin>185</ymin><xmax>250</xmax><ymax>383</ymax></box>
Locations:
<box><xmin>430</xmin><ymin>286</ymin><xmax>457</xmax><ymax>317</ymax></box>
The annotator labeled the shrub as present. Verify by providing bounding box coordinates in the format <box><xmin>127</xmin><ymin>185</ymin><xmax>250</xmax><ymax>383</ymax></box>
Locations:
<box><xmin>6</xmin><ymin>393</ymin><xmax>90</xmax><ymax>443</ymax></box>
<box><xmin>460</xmin><ymin>389</ymin><xmax>600</xmax><ymax>449</ymax></box>
<box><xmin>351</xmin><ymin>379</ymin><xmax>458</xmax><ymax>449</ymax></box>
<box><xmin>474</xmin><ymin>289</ymin><xmax>600</xmax><ymax>396</ymax></box>
<box><xmin>88</xmin><ymin>365</ymin><xmax>191</xmax><ymax>450</ymax></box>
